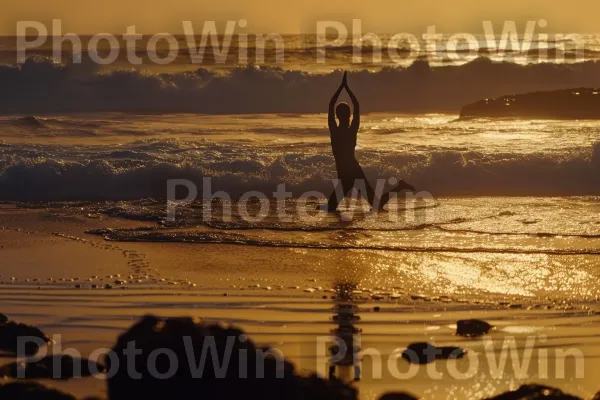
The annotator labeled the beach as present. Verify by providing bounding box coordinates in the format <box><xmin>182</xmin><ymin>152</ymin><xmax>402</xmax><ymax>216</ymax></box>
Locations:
<box><xmin>4</xmin><ymin>1</ymin><xmax>600</xmax><ymax>398</ymax></box>
<box><xmin>1</xmin><ymin>193</ymin><xmax>600</xmax><ymax>399</ymax></box>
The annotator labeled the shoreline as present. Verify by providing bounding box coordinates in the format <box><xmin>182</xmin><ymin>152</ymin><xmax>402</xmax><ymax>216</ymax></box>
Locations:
<box><xmin>1</xmin><ymin>206</ymin><xmax>599</xmax><ymax>399</ymax></box>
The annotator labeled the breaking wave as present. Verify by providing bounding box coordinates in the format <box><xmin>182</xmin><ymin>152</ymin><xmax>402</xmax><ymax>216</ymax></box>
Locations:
<box><xmin>4</xmin><ymin>56</ymin><xmax>600</xmax><ymax>114</ymax></box>
<box><xmin>1</xmin><ymin>140</ymin><xmax>599</xmax><ymax>200</ymax></box>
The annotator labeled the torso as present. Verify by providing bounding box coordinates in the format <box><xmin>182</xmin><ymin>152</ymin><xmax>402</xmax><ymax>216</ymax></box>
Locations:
<box><xmin>330</xmin><ymin>127</ymin><xmax>359</xmax><ymax>175</ymax></box>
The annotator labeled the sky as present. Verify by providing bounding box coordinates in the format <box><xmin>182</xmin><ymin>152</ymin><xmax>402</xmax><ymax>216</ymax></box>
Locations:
<box><xmin>1</xmin><ymin>0</ymin><xmax>598</xmax><ymax>34</ymax></box>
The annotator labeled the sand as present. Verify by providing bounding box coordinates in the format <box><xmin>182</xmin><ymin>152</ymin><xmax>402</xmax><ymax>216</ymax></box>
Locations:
<box><xmin>1</xmin><ymin>205</ymin><xmax>599</xmax><ymax>399</ymax></box>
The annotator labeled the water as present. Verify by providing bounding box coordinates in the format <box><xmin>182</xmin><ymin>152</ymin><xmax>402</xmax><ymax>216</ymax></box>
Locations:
<box><xmin>2</xmin><ymin>33</ymin><xmax>599</xmax><ymax>72</ymax></box>
<box><xmin>3</xmin><ymin>33</ymin><xmax>600</xmax><ymax>114</ymax></box>
<box><xmin>1</xmin><ymin>111</ymin><xmax>598</xmax><ymax>302</ymax></box>
<box><xmin>1</xmin><ymin>113</ymin><xmax>599</xmax><ymax>199</ymax></box>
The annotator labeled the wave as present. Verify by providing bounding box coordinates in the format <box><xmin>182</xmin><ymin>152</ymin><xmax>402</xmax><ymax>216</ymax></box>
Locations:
<box><xmin>201</xmin><ymin>220</ymin><xmax>600</xmax><ymax>238</ymax></box>
<box><xmin>85</xmin><ymin>227</ymin><xmax>600</xmax><ymax>255</ymax></box>
<box><xmin>436</xmin><ymin>226</ymin><xmax>600</xmax><ymax>239</ymax></box>
<box><xmin>3</xmin><ymin>56</ymin><xmax>600</xmax><ymax>114</ymax></box>
<box><xmin>1</xmin><ymin>141</ymin><xmax>599</xmax><ymax>200</ymax></box>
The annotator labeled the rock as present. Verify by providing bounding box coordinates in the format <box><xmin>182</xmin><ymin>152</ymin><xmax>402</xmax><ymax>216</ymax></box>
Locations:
<box><xmin>402</xmin><ymin>342</ymin><xmax>466</xmax><ymax>364</ymax></box>
<box><xmin>0</xmin><ymin>313</ymin><xmax>8</xmax><ymax>324</ymax></box>
<box><xmin>437</xmin><ymin>346</ymin><xmax>467</xmax><ymax>360</ymax></box>
<box><xmin>456</xmin><ymin>319</ymin><xmax>493</xmax><ymax>337</ymax></box>
<box><xmin>0</xmin><ymin>354</ymin><xmax>105</xmax><ymax>379</ymax></box>
<box><xmin>0</xmin><ymin>382</ymin><xmax>75</xmax><ymax>400</ymax></box>
<box><xmin>106</xmin><ymin>315</ymin><xmax>357</xmax><ymax>400</ymax></box>
<box><xmin>402</xmin><ymin>342</ymin><xmax>436</xmax><ymax>364</ymax></box>
<box><xmin>485</xmin><ymin>384</ymin><xmax>582</xmax><ymax>399</ymax></box>
<box><xmin>379</xmin><ymin>393</ymin><xmax>419</xmax><ymax>400</ymax></box>
<box><xmin>461</xmin><ymin>88</ymin><xmax>600</xmax><ymax>120</ymax></box>
<box><xmin>0</xmin><ymin>322</ymin><xmax>50</xmax><ymax>356</ymax></box>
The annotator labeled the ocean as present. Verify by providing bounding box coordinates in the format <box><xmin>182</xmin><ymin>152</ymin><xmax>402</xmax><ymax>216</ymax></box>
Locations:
<box><xmin>2</xmin><ymin>112</ymin><xmax>599</xmax><ymax>302</ymax></box>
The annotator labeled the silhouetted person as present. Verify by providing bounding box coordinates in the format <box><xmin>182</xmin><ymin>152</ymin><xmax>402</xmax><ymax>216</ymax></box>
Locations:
<box><xmin>325</xmin><ymin>72</ymin><xmax>415</xmax><ymax>211</ymax></box>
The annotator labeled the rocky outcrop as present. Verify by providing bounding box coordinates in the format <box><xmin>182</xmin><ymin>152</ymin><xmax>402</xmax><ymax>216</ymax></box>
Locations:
<box><xmin>0</xmin><ymin>382</ymin><xmax>75</xmax><ymax>400</ymax></box>
<box><xmin>485</xmin><ymin>384</ymin><xmax>582</xmax><ymax>399</ymax></box>
<box><xmin>0</xmin><ymin>320</ymin><xmax>50</xmax><ymax>356</ymax></box>
<box><xmin>106</xmin><ymin>315</ymin><xmax>357</xmax><ymax>400</ymax></box>
<box><xmin>461</xmin><ymin>88</ymin><xmax>600</xmax><ymax>119</ymax></box>
<box><xmin>456</xmin><ymin>319</ymin><xmax>493</xmax><ymax>337</ymax></box>
<box><xmin>0</xmin><ymin>354</ymin><xmax>105</xmax><ymax>379</ymax></box>
<box><xmin>401</xmin><ymin>342</ymin><xmax>466</xmax><ymax>364</ymax></box>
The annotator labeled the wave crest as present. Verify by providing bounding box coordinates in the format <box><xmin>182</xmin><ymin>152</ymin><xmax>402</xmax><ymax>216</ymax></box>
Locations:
<box><xmin>3</xmin><ymin>56</ymin><xmax>600</xmax><ymax>113</ymax></box>
<box><xmin>0</xmin><ymin>141</ymin><xmax>599</xmax><ymax>200</ymax></box>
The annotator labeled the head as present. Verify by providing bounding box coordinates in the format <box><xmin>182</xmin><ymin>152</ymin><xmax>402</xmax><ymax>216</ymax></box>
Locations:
<box><xmin>335</xmin><ymin>102</ymin><xmax>351</xmax><ymax>125</ymax></box>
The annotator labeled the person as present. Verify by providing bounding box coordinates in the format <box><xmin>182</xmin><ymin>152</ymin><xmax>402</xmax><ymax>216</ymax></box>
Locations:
<box><xmin>325</xmin><ymin>72</ymin><xmax>415</xmax><ymax>211</ymax></box>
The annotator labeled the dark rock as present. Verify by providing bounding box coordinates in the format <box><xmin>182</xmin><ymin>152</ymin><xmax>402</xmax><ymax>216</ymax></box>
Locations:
<box><xmin>437</xmin><ymin>346</ymin><xmax>467</xmax><ymax>360</ymax></box>
<box><xmin>456</xmin><ymin>319</ymin><xmax>493</xmax><ymax>337</ymax></box>
<box><xmin>0</xmin><ymin>382</ymin><xmax>75</xmax><ymax>400</ymax></box>
<box><xmin>0</xmin><ymin>321</ymin><xmax>50</xmax><ymax>356</ymax></box>
<box><xmin>107</xmin><ymin>315</ymin><xmax>357</xmax><ymax>400</ymax></box>
<box><xmin>460</xmin><ymin>88</ymin><xmax>600</xmax><ymax>120</ymax></box>
<box><xmin>485</xmin><ymin>384</ymin><xmax>581</xmax><ymax>399</ymax></box>
<box><xmin>0</xmin><ymin>313</ymin><xmax>8</xmax><ymax>324</ymax></box>
<box><xmin>379</xmin><ymin>393</ymin><xmax>419</xmax><ymax>400</ymax></box>
<box><xmin>402</xmin><ymin>342</ymin><xmax>466</xmax><ymax>364</ymax></box>
<box><xmin>0</xmin><ymin>354</ymin><xmax>105</xmax><ymax>379</ymax></box>
<box><xmin>402</xmin><ymin>342</ymin><xmax>436</xmax><ymax>364</ymax></box>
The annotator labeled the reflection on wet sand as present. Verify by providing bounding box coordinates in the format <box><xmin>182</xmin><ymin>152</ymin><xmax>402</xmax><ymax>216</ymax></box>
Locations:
<box><xmin>329</xmin><ymin>282</ymin><xmax>363</xmax><ymax>383</ymax></box>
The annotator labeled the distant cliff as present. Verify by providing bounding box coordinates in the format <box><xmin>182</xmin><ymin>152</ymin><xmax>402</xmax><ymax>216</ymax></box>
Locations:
<box><xmin>460</xmin><ymin>88</ymin><xmax>600</xmax><ymax>119</ymax></box>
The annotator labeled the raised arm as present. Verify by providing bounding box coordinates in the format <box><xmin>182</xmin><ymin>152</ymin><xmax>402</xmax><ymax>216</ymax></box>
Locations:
<box><xmin>345</xmin><ymin>81</ymin><xmax>360</xmax><ymax>132</ymax></box>
<box><xmin>328</xmin><ymin>79</ymin><xmax>345</xmax><ymax>131</ymax></box>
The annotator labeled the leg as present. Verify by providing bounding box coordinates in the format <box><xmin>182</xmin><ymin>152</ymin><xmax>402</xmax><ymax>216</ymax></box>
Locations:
<box><xmin>352</xmin><ymin>167</ymin><xmax>377</xmax><ymax>208</ymax></box>
<box><xmin>377</xmin><ymin>180</ymin><xmax>416</xmax><ymax>209</ymax></box>
<box><xmin>326</xmin><ymin>183</ymin><xmax>343</xmax><ymax>211</ymax></box>
<box><xmin>325</xmin><ymin>178</ymin><xmax>354</xmax><ymax>211</ymax></box>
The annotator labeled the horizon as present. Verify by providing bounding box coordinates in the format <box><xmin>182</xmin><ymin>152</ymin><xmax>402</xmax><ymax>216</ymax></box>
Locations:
<box><xmin>2</xmin><ymin>0</ymin><xmax>600</xmax><ymax>35</ymax></box>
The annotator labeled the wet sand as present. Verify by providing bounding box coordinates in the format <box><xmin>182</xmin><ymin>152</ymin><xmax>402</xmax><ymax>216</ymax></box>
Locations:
<box><xmin>1</xmin><ymin>206</ymin><xmax>599</xmax><ymax>399</ymax></box>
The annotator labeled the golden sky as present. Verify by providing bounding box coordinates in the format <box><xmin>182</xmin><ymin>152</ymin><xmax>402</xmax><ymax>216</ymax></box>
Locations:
<box><xmin>2</xmin><ymin>0</ymin><xmax>598</xmax><ymax>34</ymax></box>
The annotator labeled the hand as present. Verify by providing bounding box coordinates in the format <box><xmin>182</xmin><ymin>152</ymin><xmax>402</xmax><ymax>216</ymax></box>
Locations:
<box><xmin>341</xmin><ymin>71</ymin><xmax>348</xmax><ymax>87</ymax></box>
